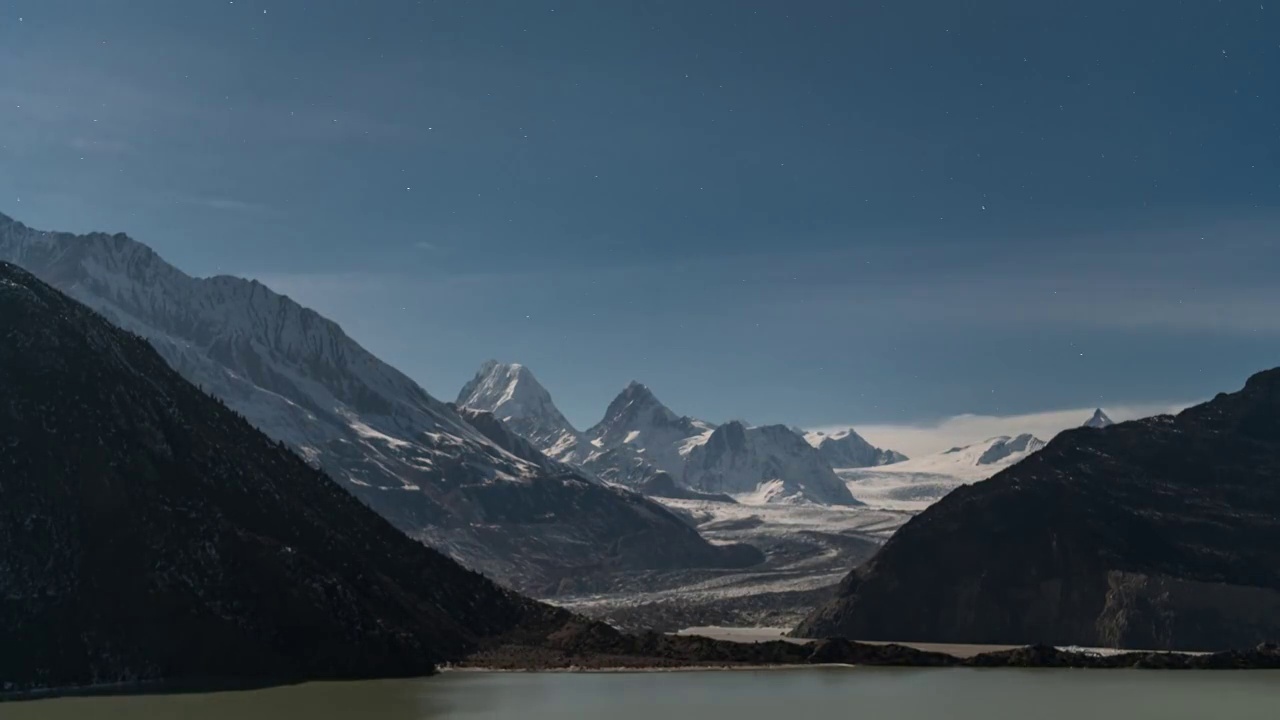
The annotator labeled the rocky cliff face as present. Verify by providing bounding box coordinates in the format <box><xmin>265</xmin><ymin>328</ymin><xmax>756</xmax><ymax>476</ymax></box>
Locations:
<box><xmin>0</xmin><ymin>262</ymin><xmax>562</xmax><ymax>693</ymax></box>
<box><xmin>795</xmin><ymin>369</ymin><xmax>1280</xmax><ymax>651</ymax></box>
<box><xmin>0</xmin><ymin>213</ymin><xmax>750</xmax><ymax>594</ymax></box>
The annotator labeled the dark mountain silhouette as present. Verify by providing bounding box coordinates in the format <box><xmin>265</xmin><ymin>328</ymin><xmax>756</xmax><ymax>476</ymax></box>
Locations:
<box><xmin>795</xmin><ymin>369</ymin><xmax>1280</xmax><ymax>651</ymax></box>
<box><xmin>0</xmin><ymin>262</ymin><xmax>563</xmax><ymax>693</ymax></box>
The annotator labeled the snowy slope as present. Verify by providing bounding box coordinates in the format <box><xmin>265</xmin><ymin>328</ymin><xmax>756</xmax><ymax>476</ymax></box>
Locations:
<box><xmin>839</xmin><ymin>433</ymin><xmax>1046</xmax><ymax>511</ymax></box>
<box><xmin>804</xmin><ymin>428</ymin><xmax>907</xmax><ymax>467</ymax></box>
<box><xmin>459</xmin><ymin>365</ymin><xmax>873</xmax><ymax>507</ymax></box>
<box><xmin>683</xmin><ymin>422</ymin><xmax>860</xmax><ymax>506</ymax></box>
<box><xmin>0</xmin><ymin>211</ymin><xmax>753</xmax><ymax>592</ymax></box>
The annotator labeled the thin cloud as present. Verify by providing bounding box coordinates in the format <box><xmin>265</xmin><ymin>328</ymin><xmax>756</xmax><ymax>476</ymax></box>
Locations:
<box><xmin>811</xmin><ymin>401</ymin><xmax>1197</xmax><ymax>459</ymax></box>
<box><xmin>413</xmin><ymin>240</ymin><xmax>439</xmax><ymax>251</ymax></box>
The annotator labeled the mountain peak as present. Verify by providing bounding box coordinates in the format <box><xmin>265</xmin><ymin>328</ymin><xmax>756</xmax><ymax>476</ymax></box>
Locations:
<box><xmin>620</xmin><ymin>379</ymin><xmax>661</xmax><ymax>403</ymax></box>
<box><xmin>457</xmin><ymin>360</ymin><xmax>580</xmax><ymax>451</ymax></box>
<box><xmin>600</xmin><ymin>380</ymin><xmax>678</xmax><ymax>426</ymax></box>
<box><xmin>1084</xmin><ymin>408</ymin><xmax>1114</xmax><ymax>429</ymax></box>
<box><xmin>585</xmin><ymin>381</ymin><xmax>712</xmax><ymax>477</ymax></box>
<box><xmin>459</xmin><ymin>360</ymin><xmax>549</xmax><ymax>408</ymax></box>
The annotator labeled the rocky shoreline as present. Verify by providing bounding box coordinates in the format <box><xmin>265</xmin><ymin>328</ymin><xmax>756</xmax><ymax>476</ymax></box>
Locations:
<box><xmin>463</xmin><ymin>620</ymin><xmax>1280</xmax><ymax>672</ymax></box>
<box><xmin>8</xmin><ymin>631</ymin><xmax>1280</xmax><ymax>704</ymax></box>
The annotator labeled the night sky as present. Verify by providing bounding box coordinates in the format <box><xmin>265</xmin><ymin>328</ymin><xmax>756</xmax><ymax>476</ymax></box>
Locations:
<box><xmin>2</xmin><ymin>1</ymin><xmax>1278</xmax><ymax>448</ymax></box>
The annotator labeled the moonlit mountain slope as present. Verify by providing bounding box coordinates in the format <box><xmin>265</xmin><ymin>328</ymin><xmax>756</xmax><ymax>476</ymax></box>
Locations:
<box><xmin>0</xmin><ymin>212</ymin><xmax>753</xmax><ymax>593</ymax></box>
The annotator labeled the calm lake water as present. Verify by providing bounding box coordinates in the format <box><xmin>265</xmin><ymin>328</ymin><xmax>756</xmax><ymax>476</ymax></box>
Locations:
<box><xmin>8</xmin><ymin>668</ymin><xmax>1280</xmax><ymax>719</ymax></box>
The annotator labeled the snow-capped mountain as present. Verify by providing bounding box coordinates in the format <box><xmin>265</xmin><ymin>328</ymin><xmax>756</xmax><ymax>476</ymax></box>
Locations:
<box><xmin>968</xmin><ymin>432</ymin><xmax>1046</xmax><ymax>465</ymax></box>
<box><xmin>0</xmin><ymin>211</ymin><xmax>755</xmax><ymax>593</ymax></box>
<box><xmin>586</xmin><ymin>381</ymin><xmax>716</xmax><ymax>477</ymax></box>
<box><xmin>839</xmin><ymin>433</ymin><xmax>1046</xmax><ymax>511</ymax></box>
<box><xmin>804</xmin><ymin>428</ymin><xmax>908</xmax><ymax>468</ymax></box>
<box><xmin>457</xmin><ymin>360</ymin><xmax>582</xmax><ymax>457</ymax></box>
<box><xmin>1083</xmin><ymin>408</ymin><xmax>1114</xmax><ymax>429</ymax></box>
<box><xmin>682</xmin><ymin>421</ymin><xmax>860</xmax><ymax>505</ymax></box>
<box><xmin>458</xmin><ymin>362</ymin><xmax>883</xmax><ymax>506</ymax></box>
<box><xmin>456</xmin><ymin>361</ymin><xmax>663</xmax><ymax>486</ymax></box>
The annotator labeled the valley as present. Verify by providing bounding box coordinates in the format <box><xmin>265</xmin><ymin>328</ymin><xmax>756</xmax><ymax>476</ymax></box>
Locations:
<box><xmin>0</xmin><ymin>210</ymin><xmax>1092</xmax><ymax>637</ymax></box>
<box><xmin>555</xmin><ymin>499</ymin><xmax>909</xmax><ymax>631</ymax></box>
<box><xmin>550</xmin><ymin>433</ymin><xmax>1051</xmax><ymax>629</ymax></box>
<box><xmin>5</xmin><ymin>1</ymin><xmax>1278</xmax><ymax>710</ymax></box>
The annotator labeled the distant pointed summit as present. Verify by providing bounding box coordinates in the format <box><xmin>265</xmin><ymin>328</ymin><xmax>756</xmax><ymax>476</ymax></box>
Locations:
<box><xmin>457</xmin><ymin>360</ymin><xmax>581</xmax><ymax>453</ymax></box>
<box><xmin>586</xmin><ymin>381</ymin><xmax>714</xmax><ymax>477</ymax></box>
<box><xmin>596</xmin><ymin>381</ymin><xmax>681</xmax><ymax>432</ymax></box>
<box><xmin>1084</xmin><ymin>408</ymin><xmax>1114</xmax><ymax>429</ymax></box>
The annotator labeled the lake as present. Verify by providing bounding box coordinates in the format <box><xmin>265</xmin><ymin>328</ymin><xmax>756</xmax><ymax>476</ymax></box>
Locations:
<box><xmin>8</xmin><ymin>668</ymin><xmax>1280</xmax><ymax>719</ymax></box>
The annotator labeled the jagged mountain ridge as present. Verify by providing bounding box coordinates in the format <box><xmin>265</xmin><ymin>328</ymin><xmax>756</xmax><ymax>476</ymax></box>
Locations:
<box><xmin>459</xmin><ymin>361</ymin><xmax>905</xmax><ymax>505</ymax></box>
<box><xmin>805</xmin><ymin>428</ymin><xmax>908</xmax><ymax>468</ymax></box>
<box><xmin>0</xmin><ymin>212</ymin><xmax>751</xmax><ymax>594</ymax></box>
<box><xmin>682</xmin><ymin>422</ymin><xmax>861</xmax><ymax>505</ymax></box>
<box><xmin>0</xmin><ymin>261</ymin><xmax>565</xmax><ymax>692</ymax></box>
<box><xmin>457</xmin><ymin>362</ymin><xmax>698</xmax><ymax>488</ymax></box>
<box><xmin>457</xmin><ymin>362</ymin><xmax>666</xmax><ymax>487</ymax></box>
<box><xmin>797</xmin><ymin>369</ymin><xmax>1280</xmax><ymax>651</ymax></box>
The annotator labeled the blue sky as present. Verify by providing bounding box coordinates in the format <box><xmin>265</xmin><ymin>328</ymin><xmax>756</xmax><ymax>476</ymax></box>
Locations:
<box><xmin>2</xmin><ymin>0</ymin><xmax>1278</xmax><ymax>445</ymax></box>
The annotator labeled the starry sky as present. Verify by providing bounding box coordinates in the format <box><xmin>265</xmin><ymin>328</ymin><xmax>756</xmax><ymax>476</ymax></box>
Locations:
<box><xmin>2</xmin><ymin>0</ymin><xmax>1278</xmax><ymax>447</ymax></box>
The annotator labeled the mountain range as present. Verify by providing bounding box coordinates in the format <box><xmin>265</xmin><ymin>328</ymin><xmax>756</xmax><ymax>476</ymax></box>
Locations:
<box><xmin>795</xmin><ymin>382</ymin><xmax>1280</xmax><ymax>651</ymax></box>
<box><xmin>457</xmin><ymin>361</ymin><xmax>887</xmax><ymax>505</ymax></box>
<box><xmin>0</xmin><ymin>212</ymin><xmax>753</xmax><ymax>595</ymax></box>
